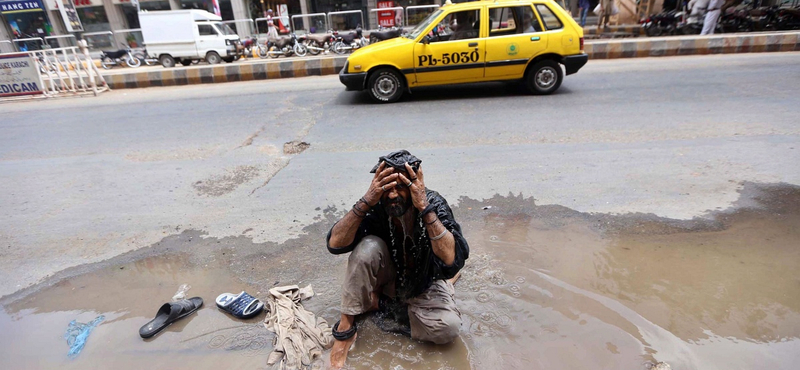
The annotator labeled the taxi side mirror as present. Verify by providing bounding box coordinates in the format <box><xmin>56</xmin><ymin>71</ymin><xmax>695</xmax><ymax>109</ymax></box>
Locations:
<box><xmin>422</xmin><ymin>35</ymin><xmax>431</xmax><ymax>44</ymax></box>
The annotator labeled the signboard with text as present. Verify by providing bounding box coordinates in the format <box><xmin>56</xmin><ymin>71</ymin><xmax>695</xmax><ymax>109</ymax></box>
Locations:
<box><xmin>377</xmin><ymin>1</ymin><xmax>398</xmax><ymax>28</ymax></box>
<box><xmin>0</xmin><ymin>0</ymin><xmax>44</xmax><ymax>14</ymax></box>
<box><xmin>0</xmin><ymin>53</ymin><xmax>44</xmax><ymax>97</ymax></box>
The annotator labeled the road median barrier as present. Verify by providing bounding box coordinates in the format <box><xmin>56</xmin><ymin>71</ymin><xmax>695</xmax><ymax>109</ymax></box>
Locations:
<box><xmin>101</xmin><ymin>31</ymin><xmax>799</xmax><ymax>90</ymax></box>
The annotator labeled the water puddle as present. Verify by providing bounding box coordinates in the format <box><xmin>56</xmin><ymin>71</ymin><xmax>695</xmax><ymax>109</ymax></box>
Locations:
<box><xmin>1</xmin><ymin>183</ymin><xmax>799</xmax><ymax>370</ymax></box>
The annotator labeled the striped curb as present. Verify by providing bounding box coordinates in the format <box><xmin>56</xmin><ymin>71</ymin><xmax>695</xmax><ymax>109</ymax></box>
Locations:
<box><xmin>97</xmin><ymin>31</ymin><xmax>799</xmax><ymax>90</ymax></box>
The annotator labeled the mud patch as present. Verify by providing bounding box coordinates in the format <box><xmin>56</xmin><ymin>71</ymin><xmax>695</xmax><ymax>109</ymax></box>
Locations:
<box><xmin>283</xmin><ymin>141</ymin><xmax>310</xmax><ymax>155</ymax></box>
<box><xmin>1</xmin><ymin>182</ymin><xmax>799</xmax><ymax>370</ymax></box>
<box><xmin>193</xmin><ymin>165</ymin><xmax>262</xmax><ymax>197</ymax></box>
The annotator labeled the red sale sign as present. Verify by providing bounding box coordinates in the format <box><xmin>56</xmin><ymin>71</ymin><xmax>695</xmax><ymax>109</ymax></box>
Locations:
<box><xmin>377</xmin><ymin>1</ymin><xmax>396</xmax><ymax>28</ymax></box>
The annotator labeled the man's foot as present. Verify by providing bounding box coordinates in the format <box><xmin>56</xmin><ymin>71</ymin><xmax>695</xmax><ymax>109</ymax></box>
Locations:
<box><xmin>330</xmin><ymin>332</ymin><xmax>357</xmax><ymax>369</ymax></box>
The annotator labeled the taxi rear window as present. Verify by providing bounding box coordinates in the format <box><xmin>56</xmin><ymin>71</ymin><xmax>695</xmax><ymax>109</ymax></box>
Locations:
<box><xmin>534</xmin><ymin>4</ymin><xmax>563</xmax><ymax>30</ymax></box>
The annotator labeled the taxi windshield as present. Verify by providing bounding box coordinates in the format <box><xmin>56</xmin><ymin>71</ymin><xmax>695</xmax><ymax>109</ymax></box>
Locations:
<box><xmin>405</xmin><ymin>9</ymin><xmax>444</xmax><ymax>39</ymax></box>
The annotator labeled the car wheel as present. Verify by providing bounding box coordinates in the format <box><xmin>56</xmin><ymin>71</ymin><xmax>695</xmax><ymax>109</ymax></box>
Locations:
<box><xmin>525</xmin><ymin>60</ymin><xmax>563</xmax><ymax>95</ymax></box>
<box><xmin>160</xmin><ymin>55</ymin><xmax>176</xmax><ymax>68</ymax></box>
<box><xmin>367</xmin><ymin>68</ymin><xmax>404</xmax><ymax>103</ymax></box>
<box><xmin>206</xmin><ymin>51</ymin><xmax>222</xmax><ymax>64</ymax></box>
<box><xmin>180</xmin><ymin>59</ymin><xmax>193</xmax><ymax>66</ymax></box>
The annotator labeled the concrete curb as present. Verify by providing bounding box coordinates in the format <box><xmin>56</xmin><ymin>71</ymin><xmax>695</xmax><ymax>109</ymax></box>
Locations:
<box><xmin>100</xmin><ymin>31</ymin><xmax>800</xmax><ymax>90</ymax></box>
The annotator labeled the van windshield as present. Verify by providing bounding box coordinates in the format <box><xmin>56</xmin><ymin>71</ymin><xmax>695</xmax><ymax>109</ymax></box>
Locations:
<box><xmin>216</xmin><ymin>23</ymin><xmax>237</xmax><ymax>36</ymax></box>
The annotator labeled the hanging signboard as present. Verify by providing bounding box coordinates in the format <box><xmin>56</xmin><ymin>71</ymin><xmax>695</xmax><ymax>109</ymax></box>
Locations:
<box><xmin>0</xmin><ymin>0</ymin><xmax>44</xmax><ymax>14</ymax></box>
<box><xmin>377</xmin><ymin>1</ymin><xmax>396</xmax><ymax>28</ymax></box>
<box><xmin>0</xmin><ymin>53</ymin><xmax>44</xmax><ymax>97</ymax></box>
<box><xmin>55</xmin><ymin>0</ymin><xmax>84</xmax><ymax>32</ymax></box>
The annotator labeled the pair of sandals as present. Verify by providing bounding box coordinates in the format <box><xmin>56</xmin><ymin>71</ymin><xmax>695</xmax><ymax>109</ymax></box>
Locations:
<box><xmin>138</xmin><ymin>291</ymin><xmax>265</xmax><ymax>339</ymax></box>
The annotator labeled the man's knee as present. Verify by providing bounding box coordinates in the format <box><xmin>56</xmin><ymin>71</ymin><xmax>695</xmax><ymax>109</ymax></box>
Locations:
<box><xmin>413</xmin><ymin>310</ymin><xmax>461</xmax><ymax>344</ymax></box>
<box><xmin>348</xmin><ymin>235</ymin><xmax>387</xmax><ymax>266</ymax></box>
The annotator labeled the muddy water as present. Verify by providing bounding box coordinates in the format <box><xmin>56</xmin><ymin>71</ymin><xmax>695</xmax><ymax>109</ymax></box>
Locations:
<box><xmin>1</xmin><ymin>184</ymin><xmax>799</xmax><ymax>370</ymax></box>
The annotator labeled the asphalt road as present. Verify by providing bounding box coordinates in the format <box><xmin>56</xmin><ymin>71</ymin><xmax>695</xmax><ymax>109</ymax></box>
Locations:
<box><xmin>1</xmin><ymin>52</ymin><xmax>799</xmax><ymax>298</ymax></box>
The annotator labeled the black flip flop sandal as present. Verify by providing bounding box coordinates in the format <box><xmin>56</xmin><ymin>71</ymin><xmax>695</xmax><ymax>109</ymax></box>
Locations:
<box><xmin>139</xmin><ymin>297</ymin><xmax>203</xmax><ymax>339</ymax></box>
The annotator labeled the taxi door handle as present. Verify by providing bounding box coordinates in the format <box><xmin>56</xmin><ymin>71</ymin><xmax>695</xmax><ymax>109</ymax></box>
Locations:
<box><xmin>468</xmin><ymin>42</ymin><xmax>478</xmax><ymax>47</ymax></box>
<box><xmin>530</xmin><ymin>36</ymin><xmax>540</xmax><ymax>42</ymax></box>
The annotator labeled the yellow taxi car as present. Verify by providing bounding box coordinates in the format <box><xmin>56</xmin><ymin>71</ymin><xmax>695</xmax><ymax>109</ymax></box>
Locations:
<box><xmin>339</xmin><ymin>0</ymin><xmax>588</xmax><ymax>103</ymax></box>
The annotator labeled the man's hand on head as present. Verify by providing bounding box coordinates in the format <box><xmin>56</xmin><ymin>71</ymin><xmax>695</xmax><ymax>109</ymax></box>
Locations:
<box><xmin>399</xmin><ymin>163</ymin><xmax>428</xmax><ymax>212</ymax></box>
<box><xmin>364</xmin><ymin>161</ymin><xmax>398</xmax><ymax>206</ymax></box>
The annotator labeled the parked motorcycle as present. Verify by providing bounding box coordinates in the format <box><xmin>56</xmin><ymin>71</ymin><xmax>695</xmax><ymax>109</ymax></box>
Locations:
<box><xmin>369</xmin><ymin>26</ymin><xmax>404</xmax><ymax>44</ymax></box>
<box><xmin>100</xmin><ymin>48</ymin><xmax>141</xmax><ymax>69</ymax></box>
<box><xmin>266</xmin><ymin>33</ymin><xmax>308</xmax><ymax>58</ymax></box>
<box><xmin>302</xmin><ymin>32</ymin><xmax>336</xmax><ymax>55</ymax></box>
<box><xmin>640</xmin><ymin>10</ymin><xmax>683</xmax><ymax>36</ymax></box>
<box><xmin>332</xmin><ymin>26</ymin><xmax>368</xmax><ymax>55</ymax></box>
<box><xmin>132</xmin><ymin>47</ymin><xmax>158</xmax><ymax>66</ymax></box>
<box><xmin>776</xmin><ymin>7</ymin><xmax>800</xmax><ymax>30</ymax></box>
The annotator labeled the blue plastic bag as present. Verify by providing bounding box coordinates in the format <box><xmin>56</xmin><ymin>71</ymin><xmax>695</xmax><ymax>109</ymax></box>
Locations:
<box><xmin>64</xmin><ymin>315</ymin><xmax>105</xmax><ymax>358</ymax></box>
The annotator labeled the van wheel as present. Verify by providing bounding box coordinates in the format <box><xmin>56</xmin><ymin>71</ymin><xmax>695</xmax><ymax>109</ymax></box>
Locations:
<box><xmin>525</xmin><ymin>60</ymin><xmax>562</xmax><ymax>95</ymax></box>
<box><xmin>180</xmin><ymin>59</ymin><xmax>192</xmax><ymax>66</ymax></box>
<box><xmin>367</xmin><ymin>68</ymin><xmax>404</xmax><ymax>103</ymax></box>
<box><xmin>160</xmin><ymin>55</ymin><xmax>175</xmax><ymax>68</ymax></box>
<box><xmin>206</xmin><ymin>51</ymin><xmax>222</xmax><ymax>64</ymax></box>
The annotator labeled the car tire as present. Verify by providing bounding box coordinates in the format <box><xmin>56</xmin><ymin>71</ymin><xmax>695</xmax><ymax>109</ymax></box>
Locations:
<box><xmin>160</xmin><ymin>55</ymin><xmax>176</xmax><ymax>68</ymax></box>
<box><xmin>525</xmin><ymin>60</ymin><xmax>563</xmax><ymax>95</ymax></box>
<box><xmin>180</xmin><ymin>59</ymin><xmax>193</xmax><ymax>66</ymax></box>
<box><xmin>206</xmin><ymin>51</ymin><xmax>222</xmax><ymax>64</ymax></box>
<box><xmin>367</xmin><ymin>68</ymin><xmax>404</xmax><ymax>103</ymax></box>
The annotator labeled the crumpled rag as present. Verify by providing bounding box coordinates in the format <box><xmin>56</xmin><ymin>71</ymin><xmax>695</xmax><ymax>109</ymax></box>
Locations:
<box><xmin>64</xmin><ymin>315</ymin><xmax>105</xmax><ymax>358</ymax></box>
<box><xmin>263</xmin><ymin>285</ymin><xmax>334</xmax><ymax>369</ymax></box>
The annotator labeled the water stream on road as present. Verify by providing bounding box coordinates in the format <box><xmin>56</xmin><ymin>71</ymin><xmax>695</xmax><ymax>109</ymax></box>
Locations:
<box><xmin>1</xmin><ymin>183</ymin><xmax>799</xmax><ymax>370</ymax></box>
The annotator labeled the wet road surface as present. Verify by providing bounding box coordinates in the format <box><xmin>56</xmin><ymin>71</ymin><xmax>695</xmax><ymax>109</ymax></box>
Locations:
<box><xmin>1</xmin><ymin>52</ymin><xmax>799</xmax><ymax>369</ymax></box>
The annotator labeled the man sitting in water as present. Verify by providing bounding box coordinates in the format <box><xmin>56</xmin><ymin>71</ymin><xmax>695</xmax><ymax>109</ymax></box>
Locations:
<box><xmin>326</xmin><ymin>150</ymin><xmax>469</xmax><ymax>368</ymax></box>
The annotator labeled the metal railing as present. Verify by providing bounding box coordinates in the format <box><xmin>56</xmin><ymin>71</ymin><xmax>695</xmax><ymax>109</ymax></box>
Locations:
<box><xmin>221</xmin><ymin>19</ymin><xmax>255</xmax><ymax>38</ymax></box>
<box><xmin>406</xmin><ymin>5</ymin><xmax>440</xmax><ymax>27</ymax></box>
<box><xmin>370</xmin><ymin>7</ymin><xmax>405</xmax><ymax>29</ymax></box>
<box><xmin>328</xmin><ymin>10</ymin><xmax>365</xmax><ymax>31</ymax></box>
<box><xmin>291</xmin><ymin>13</ymin><xmax>328</xmax><ymax>34</ymax></box>
<box><xmin>44</xmin><ymin>35</ymin><xmax>78</xmax><ymax>49</ymax></box>
<box><xmin>10</xmin><ymin>37</ymin><xmax>45</xmax><ymax>51</ymax></box>
<box><xmin>1</xmin><ymin>43</ymin><xmax>108</xmax><ymax>100</ymax></box>
<box><xmin>82</xmin><ymin>31</ymin><xmax>115</xmax><ymax>51</ymax></box>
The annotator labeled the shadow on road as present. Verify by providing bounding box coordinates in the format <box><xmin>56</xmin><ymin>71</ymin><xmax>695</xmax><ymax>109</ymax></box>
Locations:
<box><xmin>336</xmin><ymin>81</ymin><xmax>575</xmax><ymax>105</ymax></box>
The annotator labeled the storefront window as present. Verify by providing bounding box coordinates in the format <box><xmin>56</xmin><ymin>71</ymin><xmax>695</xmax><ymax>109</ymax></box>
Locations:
<box><xmin>1</xmin><ymin>0</ymin><xmax>53</xmax><ymax>50</ymax></box>
<box><xmin>77</xmin><ymin>6</ymin><xmax>110</xmax><ymax>32</ymax></box>
<box><xmin>180</xmin><ymin>0</ymin><xmax>215</xmax><ymax>13</ymax></box>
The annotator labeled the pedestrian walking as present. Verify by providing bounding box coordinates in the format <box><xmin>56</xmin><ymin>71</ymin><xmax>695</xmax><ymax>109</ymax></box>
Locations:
<box><xmin>579</xmin><ymin>0</ymin><xmax>590</xmax><ymax>27</ymax></box>
<box><xmin>701</xmin><ymin>0</ymin><xmax>724</xmax><ymax>35</ymax></box>
<box><xmin>596</xmin><ymin>0</ymin><xmax>616</xmax><ymax>32</ymax></box>
<box><xmin>266</xmin><ymin>9</ymin><xmax>279</xmax><ymax>40</ymax></box>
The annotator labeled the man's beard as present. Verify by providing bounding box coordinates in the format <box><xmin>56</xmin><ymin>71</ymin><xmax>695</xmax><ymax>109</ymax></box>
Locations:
<box><xmin>385</xmin><ymin>196</ymin><xmax>409</xmax><ymax>217</ymax></box>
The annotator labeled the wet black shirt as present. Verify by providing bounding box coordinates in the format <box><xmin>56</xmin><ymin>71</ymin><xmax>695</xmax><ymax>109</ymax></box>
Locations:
<box><xmin>326</xmin><ymin>189</ymin><xmax>469</xmax><ymax>300</ymax></box>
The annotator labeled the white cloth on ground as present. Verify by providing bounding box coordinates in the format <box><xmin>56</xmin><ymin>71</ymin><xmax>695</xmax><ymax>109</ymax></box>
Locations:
<box><xmin>263</xmin><ymin>285</ymin><xmax>334</xmax><ymax>369</ymax></box>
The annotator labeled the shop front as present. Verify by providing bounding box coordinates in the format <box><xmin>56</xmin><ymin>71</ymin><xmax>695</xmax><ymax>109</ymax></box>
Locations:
<box><xmin>116</xmin><ymin>0</ymin><xmax>171</xmax><ymax>29</ymax></box>
<box><xmin>72</xmin><ymin>0</ymin><xmax>110</xmax><ymax>32</ymax></box>
<box><xmin>1</xmin><ymin>0</ymin><xmax>53</xmax><ymax>50</ymax></box>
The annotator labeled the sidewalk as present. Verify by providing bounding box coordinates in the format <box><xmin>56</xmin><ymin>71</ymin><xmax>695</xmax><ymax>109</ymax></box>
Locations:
<box><xmin>82</xmin><ymin>31</ymin><xmax>799</xmax><ymax>90</ymax></box>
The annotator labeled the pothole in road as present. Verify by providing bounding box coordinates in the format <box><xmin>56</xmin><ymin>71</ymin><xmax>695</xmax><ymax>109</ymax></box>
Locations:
<box><xmin>283</xmin><ymin>140</ymin><xmax>310</xmax><ymax>155</ymax></box>
<box><xmin>2</xmin><ymin>182</ymin><xmax>799</xmax><ymax>370</ymax></box>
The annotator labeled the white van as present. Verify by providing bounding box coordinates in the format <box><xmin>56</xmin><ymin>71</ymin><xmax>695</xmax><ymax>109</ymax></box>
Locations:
<box><xmin>139</xmin><ymin>10</ymin><xmax>241</xmax><ymax>68</ymax></box>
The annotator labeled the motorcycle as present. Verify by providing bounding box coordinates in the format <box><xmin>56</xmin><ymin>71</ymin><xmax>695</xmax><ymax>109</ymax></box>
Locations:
<box><xmin>266</xmin><ymin>33</ymin><xmax>308</xmax><ymax>58</ymax></box>
<box><xmin>368</xmin><ymin>26</ymin><xmax>404</xmax><ymax>44</ymax></box>
<box><xmin>100</xmin><ymin>47</ymin><xmax>141</xmax><ymax>69</ymax></box>
<box><xmin>640</xmin><ymin>10</ymin><xmax>683</xmax><ymax>36</ymax></box>
<box><xmin>332</xmin><ymin>26</ymin><xmax>368</xmax><ymax>55</ymax></box>
<box><xmin>132</xmin><ymin>47</ymin><xmax>158</xmax><ymax>66</ymax></box>
<box><xmin>241</xmin><ymin>36</ymin><xmax>267</xmax><ymax>58</ymax></box>
<box><xmin>776</xmin><ymin>7</ymin><xmax>800</xmax><ymax>30</ymax></box>
<box><xmin>302</xmin><ymin>32</ymin><xmax>336</xmax><ymax>55</ymax></box>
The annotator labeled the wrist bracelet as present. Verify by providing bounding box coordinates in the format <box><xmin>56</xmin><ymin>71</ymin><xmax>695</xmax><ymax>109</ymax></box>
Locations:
<box><xmin>351</xmin><ymin>206</ymin><xmax>366</xmax><ymax>218</ymax></box>
<box><xmin>360</xmin><ymin>197</ymin><xmax>372</xmax><ymax>207</ymax></box>
<box><xmin>420</xmin><ymin>203</ymin><xmax>437</xmax><ymax>218</ymax></box>
<box><xmin>425</xmin><ymin>217</ymin><xmax>439</xmax><ymax>226</ymax></box>
<box><xmin>430</xmin><ymin>229</ymin><xmax>448</xmax><ymax>241</ymax></box>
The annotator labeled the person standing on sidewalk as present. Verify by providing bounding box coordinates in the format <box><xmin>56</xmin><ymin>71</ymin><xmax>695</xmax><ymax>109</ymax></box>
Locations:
<box><xmin>701</xmin><ymin>0</ymin><xmax>724</xmax><ymax>34</ymax></box>
<box><xmin>597</xmin><ymin>0</ymin><xmax>614</xmax><ymax>32</ymax></box>
<box><xmin>579</xmin><ymin>0</ymin><xmax>591</xmax><ymax>27</ymax></box>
